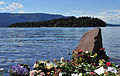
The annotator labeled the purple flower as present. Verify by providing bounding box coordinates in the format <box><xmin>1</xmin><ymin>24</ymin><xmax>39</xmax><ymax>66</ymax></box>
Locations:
<box><xmin>10</xmin><ymin>64</ymin><xmax>29</xmax><ymax>76</ymax></box>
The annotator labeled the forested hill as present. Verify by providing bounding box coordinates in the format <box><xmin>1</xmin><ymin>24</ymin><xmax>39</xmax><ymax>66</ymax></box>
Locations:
<box><xmin>0</xmin><ymin>13</ymin><xmax>65</xmax><ymax>27</ymax></box>
<box><xmin>9</xmin><ymin>16</ymin><xmax>106</xmax><ymax>27</ymax></box>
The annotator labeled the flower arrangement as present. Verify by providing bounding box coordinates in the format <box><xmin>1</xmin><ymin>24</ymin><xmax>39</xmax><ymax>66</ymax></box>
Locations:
<box><xmin>9</xmin><ymin>64</ymin><xmax>30</xmax><ymax>76</ymax></box>
<box><xmin>31</xmin><ymin>60</ymin><xmax>55</xmax><ymax>76</ymax></box>
<box><xmin>29</xmin><ymin>70</ymin><xmax>45</xmax><ymax>76</ymax></box>
<box><xmin>8</xmin><ymin>48</ymin><xmax>120</xmax><ymax>76</ymax></box>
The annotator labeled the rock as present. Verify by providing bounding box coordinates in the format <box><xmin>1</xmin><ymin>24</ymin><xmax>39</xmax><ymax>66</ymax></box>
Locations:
<box><xmin>76</xmin><ymin>28</ymin><xmax>103</xmax><ymax>53</ymax></box>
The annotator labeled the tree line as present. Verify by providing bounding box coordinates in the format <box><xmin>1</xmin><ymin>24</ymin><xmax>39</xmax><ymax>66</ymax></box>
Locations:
<box><xmin>9</xmin><ymin>16</ymin><xmax>106</xmax><ymax>27</ymax></box>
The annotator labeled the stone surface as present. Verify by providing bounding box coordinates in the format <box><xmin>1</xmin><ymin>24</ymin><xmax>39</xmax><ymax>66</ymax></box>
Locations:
<box><xmin>76</xmin><ymin>28</ymin><xmax>103</xmax><ymax>53</ymax></box>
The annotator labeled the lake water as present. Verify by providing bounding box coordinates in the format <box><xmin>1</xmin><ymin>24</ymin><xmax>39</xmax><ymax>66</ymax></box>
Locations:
<box><xmin>0</xmin><ymin>27</ymin><xmax>120</xmax><ymax>75</ymax></box>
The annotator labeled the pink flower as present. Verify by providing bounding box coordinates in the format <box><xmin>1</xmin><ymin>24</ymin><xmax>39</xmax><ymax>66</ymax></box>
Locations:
<box><xmin>106</xmin><ymin>62</ymin><xmax>111</xmax><ymax>66</ymax></box>
<box><xmin>89</xmin><ymin>72</ymin><xmax>95</xmax><ymax>75</ymax></box>
<box><xmin>40</xmin><ymin>72</ymin><xmax>45</xmax><ymax>76</ymax></box>
<box><xmin>30</xmin><ymin>70</ymin><xmax>37</xmax><ymax>76</ymax></box>
<box><xmin>76</xmin><ymin>55</ymin><xmax>80</xmax><ymax>57</ymax></box>
<box><xmin>73</xmin><ymin>50</ymin><xmax>76</xmax><ymax>53</ymax></box>
<box><xmin>38</xmin><ymin>70</ymin><xmax>42</xmax><ymax>73</ymax></box>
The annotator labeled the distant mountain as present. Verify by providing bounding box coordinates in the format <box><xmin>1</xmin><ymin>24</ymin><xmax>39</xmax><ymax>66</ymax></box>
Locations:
<box><xmin>0</xmin><ymin>13</ymin><xmax>65</xmax><ymax>27</ymax></box>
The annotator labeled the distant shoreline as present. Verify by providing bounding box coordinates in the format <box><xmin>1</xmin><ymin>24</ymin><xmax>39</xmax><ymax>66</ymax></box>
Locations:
<box><xmin>9</xmin><ymin>16</ymin><xmax>106</xmax><ymax>27</ymax></box>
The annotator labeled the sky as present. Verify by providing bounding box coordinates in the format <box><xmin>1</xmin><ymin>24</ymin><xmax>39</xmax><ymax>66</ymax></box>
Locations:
<box><xmin>0</xmin><ymin>0</ymin><xmax>120</xmax><ymax>24</ymax></box>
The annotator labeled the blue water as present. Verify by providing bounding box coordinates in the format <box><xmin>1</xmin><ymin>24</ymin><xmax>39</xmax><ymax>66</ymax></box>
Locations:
<box><xmin>0</xmin><ymin>27</ymin><xmax>120</xmax><ymax>75</ymax></box>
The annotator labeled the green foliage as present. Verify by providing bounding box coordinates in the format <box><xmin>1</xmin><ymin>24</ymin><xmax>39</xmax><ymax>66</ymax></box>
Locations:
<box><xmin>0</xmin><ymin>74</ymin><xmax>2</xmax><ymax>76</ymax></box>
<box><xmin>9</xmin><ymin>16</ymin><xmax>106</xmax><ymax>27</ymax></box>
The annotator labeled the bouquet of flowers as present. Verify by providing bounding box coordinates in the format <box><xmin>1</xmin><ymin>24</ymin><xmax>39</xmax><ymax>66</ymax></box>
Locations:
<box><xmin>9</xmin><ymin>64</ymin><xmax>30</xmax><ymax>76</ymax></box>
<box><xmin>32</xmin><ymin>60</ymin><xmax>55</xmax><ymax>76</ymax></box>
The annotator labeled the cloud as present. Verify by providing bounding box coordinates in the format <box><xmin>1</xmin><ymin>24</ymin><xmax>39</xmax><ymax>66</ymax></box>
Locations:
<box><xmin>6</xmin><ymin>2</ymin><xmax>24</xmax><ymax>11</ymax></box>
<box><xmin>17</xmin><ymin>10</ymin><xmax>25</xmax><ymax>13</ymax></box>
<box><xmin>71</xmin><ymin>10</ymin><xmax>85</xmax><ymax>13</ymax></box>
<box><xmin>80</xmin><ymin>10</ymin><xmax>120</xmax><ymax>24</ymax></box>
<box><xmin>0</xmin><ymin>7</ymin><xmax>4</xmax><ymax>10</ymax></box>
<box><xmin>100</xmin><ymin>11</ymin><xmax>107</xmax><ymax>15</ymax></box>
<box><xmin>0</xmin><ymin>1</ymin><xmax>5</xmax><ymax>5</ymax></box>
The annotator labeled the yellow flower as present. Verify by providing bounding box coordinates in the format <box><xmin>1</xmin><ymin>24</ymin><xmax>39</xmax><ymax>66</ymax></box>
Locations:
<box><xmin>53</xmin><ymin>59</ymin><xmax>57</xmax><ymax>63</ymax></box>
<box><xmin>46</xmin><ymin>72</ymin><xmax>50</xmax><ymax>75</ymax></box>
<box><xmin>79</xmin><ymin>57</ymin><xmax>82</xmax><ymax>61</ymax></box>
<box><xmin>46</xmin><ymin>60</ymin><xmax>50</xmax><ymax>63</ymax></box>
<box><xmin>94</xmin><ymin>53</ymin><xmax>97</xmax><ymax>57</ymax></box>
<box><xmin>46</xmin><ymin>66</ymin><xmax>51</xmax><ymax>70</ymax></box>
<box><xmin>46</xmin><ymin>63</ymin><xmax>54</xmax><ymax>70</ymax></box>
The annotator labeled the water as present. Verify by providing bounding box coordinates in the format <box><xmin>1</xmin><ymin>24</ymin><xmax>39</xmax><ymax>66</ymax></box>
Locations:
<box><xmin>0</xmin><ymin>27</ymin><xmax>120</xmax><ymax>75</ymax></box>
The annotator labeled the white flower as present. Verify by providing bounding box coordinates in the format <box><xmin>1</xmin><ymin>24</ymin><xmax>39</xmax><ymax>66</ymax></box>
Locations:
<box><xmin>79</xmin><ymin>73</ymin><xmax>82</xmax><ymax>76</ymax></box>
<box><xmin>86</xmin><ymin>72</ymin><xmax>89</xmax><ymax>74</ymax></box>
<box><xmin>116</xmin><ymin>65</ymin><xmax>118</xmax><ymax>67</ymax></box>
<box><xmin>90</xmin><ymin>56</ymin><xmax>94</xmax><ymax>58</ymax></box>
<box><xmin>20</xmin><ymin>66</ymin><xmax>24</xmax><ymax>68</ymax></box>
<box><xmin>60</xmin><ymin>57</ymin><xmax>65</xmax><ymax>62</ymax></box>
<box><xmin>0</xmin><ymin>68</ymin><xmax>4</xmax><ymax>71</ymax></box>
<box><xmin>81</xmin><ymin>63</ymin><xmax>84</xmax><ymax>65</ymax></box>
<box><xmin>39</xmin><ymin>61</ymin><xmax>45</xmax><ymax>64</ymax></box>
<box><xmin>85</xmin><ymin>51</ymin><xmax>89</xmax><ymax>54</ymax></box>
<box><xmin>33</xmin><ymin>63</ymin><xmax>38</xmax><ymax>68</ymax></box>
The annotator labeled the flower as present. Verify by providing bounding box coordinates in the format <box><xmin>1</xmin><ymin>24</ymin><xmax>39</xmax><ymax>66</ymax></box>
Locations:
<box><xmin>79</xmin><ymin>73</ymin><xmax>83</xmax><ymax>76</ymax></box>
<box><xmin>93</xmin><ymin>53</ymin><xmax>97</xmax><ymax>57</ymax></box>
<box><xmin>40</xmin><ymin>72</ymin><xmax>45</xmax><ymax>76</ymax></box>
<box><xmin>46</xmin><ymin>63</ymin><xmax>54</xmax><ymax>70</ymax></box>
<box><xmin>10</xmin><ymin>64</ymin><xmax>29</xmax><ymax>76</ymax></box>
<box><xmin>61</xmin><ymin>57</ymin><xmax>65</xmax><ymax>62</ymax></box>
<box><xmin>33</xmin><ymin>63</ymin><xmax>39</xmax><ymax>68</ymax></box>
<box><xmin>77</xmin><ymin>49</ymin><xmax>82</xmax><ymax>53</ymax></box>
<box><xmin>54</xmin><ymin>68</ymin><xmax>57</xmax><ymax>71</ymax></box>
<box><xmin>59</xmin><ymin>69</ymin><xmax>61</xmax><ymax>73</ymax></box>
<box><xmin>53</xmin><ymin>59</ymin><xmax>57</xmax><ymax>63</ymax></box>
<box><xmin>30</xmin><ymin>70</ymin><xmax>37</xmax><ymax>76</ymax></box>
<box><xmin>46</xmin><ymin>72</ymin><xmax>50</xmax><ymax>75</ymax></box>
<box><xmin>100</xmin><ymin>48</ymin><xmax>105</xmax><ymax>50</ymax></box>
<box><xmin>67</xmin><ymin>59</ymin><xmax>69</xmax><ymax>62</ymax></box>
<box><xmin>106</xmin><ymin>62</ymin><xmax>111</xmax><ymax>66</ymax></box>
<box><xmin>76</xmin><ymin>55</ymin><xmax>80</xmax><ymax>57</ymax></box>
<box><xmin>0</xmin><ymin>68</ymin><xmax>4</xmax><ymax>71</ymax></box>
<box><xmin>85</xmin><ymin>51</ymin><xmax>89</xmax><ymax>54</ymax></box>
<box><xmin>89</xmin><ymin>72</ymin><xmax>95</xmax><ymax>75</ymax></box>
<box><xmin>73</xmin><ymin>50</ymin><xmax>76</xmax><ymax>53</ymax></box>
<box><xmin>30</xmin><ymin>70</ymin><xmax>45</xmax><ymax>76</ymax></box>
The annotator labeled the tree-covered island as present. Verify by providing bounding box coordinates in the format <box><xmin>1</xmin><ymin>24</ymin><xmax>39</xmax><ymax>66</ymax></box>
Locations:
<box><xmin>9</xmin><ymin>16</ymin><xmax>106</xmax><ymax>27</ymax></box>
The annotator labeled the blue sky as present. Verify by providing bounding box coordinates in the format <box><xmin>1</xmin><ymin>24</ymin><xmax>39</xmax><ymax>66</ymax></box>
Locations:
<box><xmin>0</xmin><ymin>0</ymin><xmax>120</xmax><ymax>24</ymax></box>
